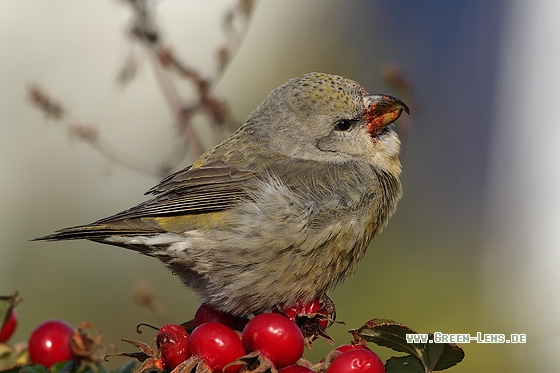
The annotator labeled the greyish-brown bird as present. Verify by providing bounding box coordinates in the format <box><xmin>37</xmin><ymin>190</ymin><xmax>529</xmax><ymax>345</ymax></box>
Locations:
<box><xmin>36</xmin><ymin>73</ymin><xmax>409</xmax><ymax>316</ymax></box>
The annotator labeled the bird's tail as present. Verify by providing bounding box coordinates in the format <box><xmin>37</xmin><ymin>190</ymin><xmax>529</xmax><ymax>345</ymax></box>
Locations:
<box><xmin>33</xmin><ymin>222</ymin><xmax>159</xmax><ymax>242</ymax></box>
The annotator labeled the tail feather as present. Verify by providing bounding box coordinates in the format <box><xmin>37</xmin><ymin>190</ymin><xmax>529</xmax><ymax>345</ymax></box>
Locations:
<box><xmin>33</xmin><ymin>223</ymin><xmax>160</xmax><ymax>242</ymax></box>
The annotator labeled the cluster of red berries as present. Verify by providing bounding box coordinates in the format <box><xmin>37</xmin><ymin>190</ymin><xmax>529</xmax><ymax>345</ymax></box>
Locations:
<box><xmin>148</xmin><ymin>302</ymin><xmax>384</xmax><ymax>373</ymax></box>
<box><xmin>155</xmin><ymin>307</ymin><xmax>304</xmax><ymax>372</ymax></box>
<box><xmin>0</xmin><ymin>301</ymin><xmax>385</xmax><ymax>372</ymax></box>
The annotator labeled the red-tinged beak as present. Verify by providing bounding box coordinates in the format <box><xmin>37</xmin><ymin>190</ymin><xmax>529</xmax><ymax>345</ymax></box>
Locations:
<box><xmin>363</xmin><ymin>94</ymin><xmax>410</xmax><ymax>136</ymax></box>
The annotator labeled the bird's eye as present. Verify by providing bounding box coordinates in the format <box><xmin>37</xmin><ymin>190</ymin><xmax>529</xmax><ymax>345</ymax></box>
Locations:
<box><xmin>335</xmin><ymin>119</ymin><xmax>352</xmax><ymax>131</ymax></box>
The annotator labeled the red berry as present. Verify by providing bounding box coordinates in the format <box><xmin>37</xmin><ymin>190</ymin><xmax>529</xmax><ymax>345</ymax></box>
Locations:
<box><xmin>156</xmin><ymin>324</ymin><xmax>189</xmax><ymax>369</ymax></box>
<box><xmin>278</xmin><ymin>365</ymin><xmax>314</xmax><ymax>372</ymax></box>
<box><xmin>280</xmin><ymin>299</ymin><xmax>329</xmax><ymax>330</ymax></box>
<box><xmin>194</xmin><ymin>303</ymin><xmax>248</xmax><ymax>330</ymax></box>
<box><xmin>0</xmin><ymin>309</ymin><xmax>18</xmax><ymax>343</ymax></box>
<box><xmin>326</xmin><ymin>349</ymin><xmax>384</xmax><ymax>373</ymax></box>
<box><xmin>242</xmin><ymin>313</ymin><xmax>304</xmax><ymax>368</ymax></box>
<box><xmin>28</xmin><ymin>319</ymin><xmax>75</xmax><ymax>368</ymax></box>
<box><xmin>188</xmin><ymin>322</ymin><xmax>245</xmax><ymax>373</ymax></box>
<box><xmin>334</xmin><ymin>343</ymin><xmax>372</xmax><ymax>353</ymax></box>
<box><xmin>282</xmin><ymin>298</ymin><xmax>324</xmax><ymax>319</ymax></box>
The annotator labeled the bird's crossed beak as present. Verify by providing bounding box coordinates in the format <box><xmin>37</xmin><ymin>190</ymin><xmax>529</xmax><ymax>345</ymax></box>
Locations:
<box><xmin>363</xmin><ymin>94</ymin><xmax>410</xmax><ymax>136</ymax></box>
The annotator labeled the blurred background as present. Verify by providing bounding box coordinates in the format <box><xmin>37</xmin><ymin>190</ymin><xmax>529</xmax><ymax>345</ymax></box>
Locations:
<box><xmin>1</xmin><ymin>0</ymin><xmax>558</xmax><ymax>371</ymax></box>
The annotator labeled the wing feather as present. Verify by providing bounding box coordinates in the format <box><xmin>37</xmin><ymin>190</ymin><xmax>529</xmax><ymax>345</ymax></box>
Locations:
<box><xmin>34</xmin><ymin>161</ymin><xmax>257</xmax><ymax>241</ymax></box>
<box><xmin>96</xmin><ymin>160</ymin><xmax>255</xmax><ymax>224</ymax></box>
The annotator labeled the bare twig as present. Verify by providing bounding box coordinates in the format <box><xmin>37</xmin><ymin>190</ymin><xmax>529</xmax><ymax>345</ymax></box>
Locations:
<box><xmin>28</xmin><ymin>84</ymin><xmax>161</xmax><ymax>176</ymax></box>
<box><xmin>212</xmin><ymin>0</ymin><xmax>256</xmax><ymax>86</ymax></box>
<box><xmin>146</xmin><ymin>47</ymin><xmax>205</xmax><ymax>159</ymax></box>
<box><xmin>121</xmin><ymin>0</ymin><xmax>256</xmax><ymax>165</ymax></box>
<box><xmin>30</xmin><ymin>1</ymin><xmax>256</xmax><ymax>177</ymax></box>
<box><xmin>28</xmin><ymin>85</ymin><xmax>64</xmax><ymax>120</ymax></box>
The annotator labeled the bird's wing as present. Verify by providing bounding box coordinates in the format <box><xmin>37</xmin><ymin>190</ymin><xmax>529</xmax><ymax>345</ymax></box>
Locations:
<box><xmin>35</xmin><ymin>160</ymin><xmax>257</xmax><ymax>241</ymax></box>
<box><xmin>96</xmin><ymin>160</ymin><xmax>255</xmax><ymax>223</ymax></box>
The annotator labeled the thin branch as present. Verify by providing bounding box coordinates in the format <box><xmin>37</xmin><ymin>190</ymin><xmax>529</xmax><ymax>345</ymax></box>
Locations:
<box><xmin>146</xmin><ymin>47</ymin><xmax>205</xmax><ymax>159</ymax></box>
<box><xmin>28</xmin><ymin>84</ymin><xmax>161</xmax><ymax>177</ymax></box>
<box><xmin>122</xmin><ymin>0</ymin><xmax>256</xmax><ymax>140</ymax></box>
<box><xmin>30</xmin><ymin>1</ymin><xmax>257</xmax><ymax>177</ymax></box>
<box><xmin>211</xmin><ymin>0</ymin><xmax>256</xmax><ymax>88</ymax></box>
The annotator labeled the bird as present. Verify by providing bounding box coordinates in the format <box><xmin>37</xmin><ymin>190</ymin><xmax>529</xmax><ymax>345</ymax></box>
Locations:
<box><xmin>36</xmin><ymin>72</ymin><xmax>409</xmax><ymax>316</ymax></box>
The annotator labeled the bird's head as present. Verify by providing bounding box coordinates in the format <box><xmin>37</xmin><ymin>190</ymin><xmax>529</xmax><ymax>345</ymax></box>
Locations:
<box><xmin>247</xmin><ymin>72</ymin><xmax>409</xmax><ymax>173</ymax></box>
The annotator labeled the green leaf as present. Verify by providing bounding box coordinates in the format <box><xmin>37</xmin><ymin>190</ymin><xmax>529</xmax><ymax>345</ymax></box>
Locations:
<box><xmin>49</xmin><ymin>360</ymin><xmax>77</xmax><ymax>373</ymax></box>
<box><xmin>350</xmin><ymin>319</ymin><xmax>465</xmax><ymax>372</ymax></box>
<box><xmin>431</xmin><ymin>342</ymin><xmax>465</xmax><ymax>371</ymax></box>
<box><xmin>351</xmin><ymin>319</ymin><xmax>421</xmax><ymax>356</ymax></box>
<box><xmin>0</xmin><ymin>292</ymin><xmax>22</xmax><ymax>331</ymax></box>
<box><xmin>419</xmin><ymin>335</ymin><xmax>464</xmax><ymax>371</ymax></box>
<box><xmin>385</xmin><ymin>355</ymin><xmax>425</xmax><ymax>373</ymax></box>
<box><xmin>422</xmin><ymin>341</ymin><xmax>445</xmax><ymax>371</ymax></box>
<box><xmin>19</xmin><ymin>365</ymin><xmax>49</xmax><ymax>373</ymax></box>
